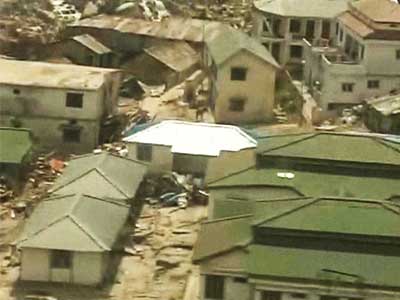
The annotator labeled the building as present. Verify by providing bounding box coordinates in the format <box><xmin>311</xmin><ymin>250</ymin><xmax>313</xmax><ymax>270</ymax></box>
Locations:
<box><xmin>0</xmin><ymin>127</ymin><xmax>33</xmax><ymax>189</ymax></box>
<box><xmin>55</xmin><ymin>34</ymin><xmax>115</xmax><ymax>68</ymax></box>
<box><xmin>364</xmin><ymin>93</ymin><xmax>400</xmax><ymax>135</ymax></box>
<box><xmin>17</xmin><ymin>193</ymin><xmax>130</xmax><ymax>285</ymax></box>
<box><xmin>252</xmin><ymin>0</ymin><xmax>349</xmax><ymax>66</ymax></box>
<box><xmin>123</xmin><ymin>120</ymin><xmax>257</xmax><ymax>182</ymax></box>
<box><xmin>205</xmin><ymin>27</ymin><xmax>280</xmax><ymax>124</ymax></box>
<box><xmin>193</xmin><ymin>196</ymin><xmax>400</xmax><ymax>300</ymax></box>
<box><xmin>303</xmin><ymin>0</ymin><xmax>400</xmax><ymax>112</ymax></box>
<box><xmin>207</xmin><ymin>132</ymin><xmax>400</xmax><ymax>218</ymax></box>
<box><xmin>0</xmin><ymin>59</ymin><xmax>122</xmax><ymax>153</ymax></box>
<box><xmin>50</xmin><ymin>152</ymin><xmax>148</xmax><ymax>203</ymax></box>
<box><xmin>121</xmin><ymin>40</ymin><xmax>200</xmax><ymax>89</ymax></box>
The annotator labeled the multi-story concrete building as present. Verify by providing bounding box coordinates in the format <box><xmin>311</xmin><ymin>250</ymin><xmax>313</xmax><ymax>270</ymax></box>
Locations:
<box><xmin>304</xmin><ymin>0</ymin><xmax>400</xmax><ymax>112</ymax></box>
<box><xmin>0</xmin><ymin>59</ymin><xmax>122</xmax><ymax>153</ymax></box>
<box><xmin>252</xmin><ymin>0</ymin><xmax>349</xmax><ymax>67</ymax></box>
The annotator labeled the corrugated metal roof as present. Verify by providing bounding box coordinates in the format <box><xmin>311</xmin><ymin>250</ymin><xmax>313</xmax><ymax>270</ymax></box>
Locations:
<box><xmin>72</xmin><ymin>34</ymin><xmax>112</xmax><ymax>54</ymax></box>
<box><xmin>123</xmin><ymin>120</ymin><xmax>257</xmax><ymax>157</ymax></box>
<box><xmin>0</xmin><ymin>59</ymin><xmax>120</xmax><ymax>90</ymax></box>
<box><xmin>367</xmin><ymin>94</ymin><xmax>400</xmax><ymax>116</ymax></box>
<box><xmin>18</xmin><ymin>194</ymin><xmax>130</xmax><ymax>252</ymax></box>
<box><xmin>254</xmin><ymin>0</ymin><xmax>349</xmax><ymax>18</ymax></box>
<box><xmin>0</xmin><ymin>127</ymin><xmax>32</xmax><ymax>164</ymax></box>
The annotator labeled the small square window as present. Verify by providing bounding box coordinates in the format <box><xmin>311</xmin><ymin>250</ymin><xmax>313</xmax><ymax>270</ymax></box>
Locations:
<box><xmin>66</xmin><ymin>92</ymin><xmax>83</xmax><ymax>108</ymax></box>
<box><xmin>396</xmin><ymin>49</ymin><xmax>400</xmax><ymax>60</ymax></box>
<box><xmin>63</xmin><ymin>128</ymin><xmax>81</xmax><ymax>143</ymax></box>
<box><xmin>13</xmin><ymin>88</ymin><xmax>20</xmax><ymax>95</ymax></box>
<box><xmin>233</xmin><ymin>277</ymin><xmax>248</xmax><ymax>283</ymax></box>
<box><xmin>205</xmin><ymin>275</ymin><xmax>224</xmax><ymax>299</ymax></box>
<box><xmin>137</xmin><ymin>144</ymin><xmax>152</xmax><ymax>161</ymax></box>
<box><xmin>367</xmin><ymin>80</ymin><xmax>379</xmax><ymax>89</ymax></box>
<box><xmin>229</xmin><ymin>98</ymin><xmax>246</xmax><ymax>112</ymax></box>
<box><xmin>231</xmin><ymin>67</ymin><xmax>247</xmax><ymax>81</ymax></box>
<box><xmin>320</xmin><ymin>296</ymin><xmax>339</xmax><ymax>300</ymax></box>
<box><xmin>51</xmin><ymin>250</ymin><xmax>72</xmax><ymax>269</ymax></box>
<box><xmin>342</xmin><ymin>83</ymin><xmax>354</xmax><ymax>92</ymax></box>
<box><xmin>289</xmin><ymin>19</ymin><xmax>301</xmax><ymax>33</ymax></box>
<box><xmin>290</xmin><ymin>45</ymin><xmax>303</xmax><ymax>58</ymax></box>
<box><xmin>291</xmin><ymin>293</ymin><xmax>307</xmax><ymax>299</ymax></box>
<box><xmin>262</xmin><ymin>291</ymin><xmax>282</xmax><ymax>300</ymax></box>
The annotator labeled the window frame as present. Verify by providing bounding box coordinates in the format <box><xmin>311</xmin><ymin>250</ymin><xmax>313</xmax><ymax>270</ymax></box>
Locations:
<box><xmin>137</xmin><ymin>143</ymin><xmax>152</xmax><ymax>162</ymax></box>
<box><xmin>262</xmin><ymin>290</ymin><xmax>282</xmax><ymax>300</ymax></box>
<box><xmin>51</xmin><ymin>250</ymin><xmax>72</xmax><ymax>269</ymax></box>
<box><xmin>66</xmin><ymin>92</ymin><xmax>84</xmax><ymax>108</ymax></box>
<box><xmin>229</xmin><ymin>98</ymin><xmax>246</xmax><ymax>112</ymax></box>
<box><xmin>341</xmin><ymin>83</ymin><xmax>354</xmax><ymax>93</ymax></box>
<box><xmin>63</xmin><ymin>127</ymin><xmax>81</xmax><ymax>143</ymax></box>
<box><xmin>289</xmin><ymin>19</ymin><xmax>302</xmax><ymax>33</ymax></box>
<box><xmin>367</xmin><ymin>80</ymin><xmax>380</xmax><ymax>89</ymax></box>
<box><xmin>230</xmin><ymin>67</ymin><xmax>247</xmax><ymax>81</ymax></box>
<box><xmin>204</xmin><ymin>275</ymin><xmax>224</xmax><ymax>300</ymax></box>
<box><xmin>290</xmin><ymin>45</ymin><xmax>303</xmax><ymax>59</ymax></box>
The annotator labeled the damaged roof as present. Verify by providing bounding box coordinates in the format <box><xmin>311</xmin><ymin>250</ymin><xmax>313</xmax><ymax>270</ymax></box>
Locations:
<box><xmin>71</xmin><ymin>34</ymin><xmax>112</xmax><ymax>54</ymax></box>
<box><xmin>17</xmin><ymin>194</ymin><xmax>129</xmax><ymax>252</ymax></box>
<box><xmin>206</xmin><ymin>26</ymin><xmax>280</xmax><ymax>68</ymax></box>
<box><xmin>50</xmin><ymin>152</ymin><xmax>148</xmax><ymax>200</ymax></box>
<box><xmin>367</xmin><ymin>94</ymin><xmax>400</xmax><ymax>116</ymax></box>
<box><xmin>0</xmin><ymin>59</ymin><xmax>120</xmax><ymax>90</ymax></box>
<box><xmin>144</xmin><ymin>40</ymin><xmax>199</xmax><ymax>72</ymax></box>
<box><xmin>351</xmin><ymin>0</ymin><xmax>400</xmax><ymax>24</ymax></box>
<box><xmin>0</xmin><ymin>127</ymin><xmax>32</xmax><ymax>164</ymax></box>
<box><xmin>123</xmin><ymin>120</ymin><xmax>257</xmax><ymax>156</ymax></box>
<box><xmin>254</xmin><ymin>0</ymin><xmax>349</xmax><ymax>18</ymax></box>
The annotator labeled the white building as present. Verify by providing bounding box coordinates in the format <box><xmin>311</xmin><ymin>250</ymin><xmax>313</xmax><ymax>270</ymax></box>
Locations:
<box><xmin>123</xmin><ymin>120</ymin><xmax>257</xmax><ymax>182</ymax></box>
<box><xmin>0</xmin><ymin>59</ymin><xmax>122</xmax><ymax>153</ymax></box>
<box><xmin>303</xmin><ymin>0</ymin><xmax>400</xmax><ymax>112</ymax></box>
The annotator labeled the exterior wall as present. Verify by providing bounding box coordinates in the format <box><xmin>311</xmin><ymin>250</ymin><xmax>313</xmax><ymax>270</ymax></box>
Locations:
<box><xmin>62</xmin><ymin>40</ymin><xmax>113</xmax><ymax>68</ymax></box>
<box><xmin>20</xmin><ymin>248</ymin><xmax>50</xmax><ymax>282</ymax></box>
<box><xmin>212</xmin><ymin>51</ymin><xmax>276</xmax><ymax>124</ymax></box>
<box><xmin>72</xmin><ymin>252</ymin><xmax>106</xmax><ymax>285</ymax></box>
<box><xmin>127</xmin><ymin>143</ymin><xmax>174</xmax><ymax>173</ymax></box>
<box><xmin>206</xmin><ymin>148</ymin><xmax>255</xmax><ymax>183</ymax></box>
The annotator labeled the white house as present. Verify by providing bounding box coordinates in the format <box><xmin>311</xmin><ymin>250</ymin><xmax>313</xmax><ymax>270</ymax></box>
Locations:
<box><xmin>0</xmin><ymin>59</ymin><xmax>122</xmax><ymax>153</ymax></box>
<box><xmin>123</xmin><ymin>120</ymin><xmax>257</xmax><ymax>182</ymax></box>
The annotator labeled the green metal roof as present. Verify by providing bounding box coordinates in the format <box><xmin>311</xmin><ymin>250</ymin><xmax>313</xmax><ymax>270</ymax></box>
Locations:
<box><xmin>257</xmin><ymin>132</ymin><xmax>400</xmax><ymax>166</ymax></box>
<box><xmin>51</xmin><ymin>152</ymin><xmax>148</xmax><ymax>200</ymax></box>
<box><xmin>0</xmin><ymin>127</ymin><xmax>32</xmax><ymax>164</ymax></box>
<box><xmin>18</xmin><ymin>194</ymin><xmax>130</xmax><ymax>252</ymax></box>
<box><xmin>209</xmin><ymin>167</ymin><xmax>400</xmax><ymax>200</ymax></box>
<box><xmin>206</xmin><ymin>26</ymin><xmax>280</xmax><ymax>68</ymax></box>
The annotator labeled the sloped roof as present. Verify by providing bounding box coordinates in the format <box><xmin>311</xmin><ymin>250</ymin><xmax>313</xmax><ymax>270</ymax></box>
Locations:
<box><xmin>144</xmin><ymin>40</ymin><xmax>199</xmax><ymax>72</ymax></box>
<box><xmin>0</xmin><ymin>59</ymin><xmax>120</xmax><ymax>90</ymax></box>
<box><xmin>337</xmin><ymin>11</ymin><xmax>375</xmax><ymax>38</ymax></box>
<box><xmin>254</xmin><ymin>0</ymin><xmax>349</xmax><ymax>18</ymax></box>
<box><xmin>0</xmin><ymin>127</ymin><xmax>32</xmax><ymax>164</ymax></box>
<box><xmin>51</xmin><ymin>152</ymin><xmax>148</xmax><ymax>200</ymax></box>
<box><xmin>208</xmin><ymin>167</ymin><xmax>400</xmax><ymax>200</ymax></box>
<box><xmin>18</xmin><ymin>194</ymin><xmax>129</xmax><ymax>252</ymax></box>
<box><xmin>257</xmin><ymin>132</ymin><xmax>400</xmax><ymax>166</ymax></box>
<box><xmin>351</xmin><ymin>0</ymin><xmax>400</xmax><ymax>24</ymax></box>
<box><xmin>206</xmin><ymin>26</ymin><xmax>280</xmax><ymax>68</ymax></box>
<box><xmin>123</xmin><ymin>120</ymin><xmax>257</xmax><ymax>157</ymax></box>
<box><xmin>367</xmin><ymin>93</ymin><xmax>400</xmax><ymax>116</ymax></box>
<box><xmin>71</xmin><ymin>34</ymin><xmax>112</xmax><ymax>54</ymax></box>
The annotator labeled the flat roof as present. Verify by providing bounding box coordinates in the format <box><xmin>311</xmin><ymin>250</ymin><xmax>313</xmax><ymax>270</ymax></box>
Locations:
<box><xmin>123</xmin><ymin>120</ymin><xmax>257</xmax><ymax>156</ymax></box>
<box><xmin>0</xmin><ymin>59</ymin><xmax>120</xmax><ymax>90</ymax></box>
<box><xmin>367</xmin><ymin>94</ymin><xmax>400</xmax><ymax>116</ymax></box>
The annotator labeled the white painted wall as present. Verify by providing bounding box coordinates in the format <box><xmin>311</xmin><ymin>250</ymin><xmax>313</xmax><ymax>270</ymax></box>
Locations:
<box><xmin>127</xmin><ymin>143</ymin><xmax>174</xmax><ymax>173</ymax></box>
<box><xmin>20</xmin><ymin>248</ymin><xmax>50</xmax><ymax>282</ymax></box>
<box><xmin>73</xmin><ymin>252</ymin><xmax>105</xmax><ymax>285</ymax></box>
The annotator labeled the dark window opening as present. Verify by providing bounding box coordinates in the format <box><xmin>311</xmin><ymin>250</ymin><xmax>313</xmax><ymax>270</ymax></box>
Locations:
<box><xmin>273</xmin><ymin>18</ymin><xmax>281</xmax><ymax>36</ymax></box>
<box><xmin>229</xmin><ymin>98</ymin><xmax>246</xmax><ymax>112</ymax></box>
<box><xmin>342</xmin><ymin>83</ymin><xmax>354</xmax><ymax>93</ymax></box>
<box><xmin>13</xmin><ymin>88</ymin><xmax>20</xmax><ymax>95</ymax></box>
<box><xmin>231</xmin><ymin>67</ymin><xmax>247</xmax><ymax>81</ymax></box>
<box><xmin>205</xmin><ymin>275</ymin><xmax>224</xmax><ymax>299</ymax></box>
<box><xmin>289</xmin><ymin>19</ymin><xmax>301</xmax><ymax>33</ymax></box>
<box><xmin>137</xmin><ymin>144</ymin><xmax>152</xmax><ymax>161</ymax></box>
<box><xmin>51</xmin><ymin>250</ymin><xmax>72</xmax><ymax>269</ymax></box>
<box><xmin>66</xmin><ymin>92</ymin><xmax>83</xmax><ymax>108</ymax></box>
<box><xmin>290</xmin><ymin>45</ymin><xmax>303</xmax><ymax>58</ymax></box>
<box><xmin>367</xmin><ymin>80</ymin><xmax>379</xmax><ymax>89</ymax></box>
<box><xmin>320</xmin><ymin>296</ymin><xmax>339</xmax><ymax>300</ymax></box>
<box><xmin>291</xmin><ymin>293</ymin><xmax>307</xmax><ymax>299</ymax></box>
<box><xmin>233</xmin><ymin>277</ymin><xmax>248</xmax><ymax>283</ymax></box>
<box><xmin>305</xmin><ymin>20</ymin><xmax>315</xmax><ymax>40</ymax></box>
<box><xmin>321</xmin><ymin>20</ymin><xmax>331</xmax><ymax>39</ymax></box>
<box><xmin>339</xmin><ymin>29</ymin><xmax>343</xmax><ymax>42</ymax></box>
<box><xmin>396</xmin><ymin>49</ymin><xmax>400</xmax><ymax>60</ymax></box>
<box><xmin>262</xmin><ymin>290</ymin><xmax>282</xmax><ymax>300</ymax></box>
<box><xmin>63</xmin><ymin>127</ymin><xmax>81</xmax><ymax>143</ymax></box>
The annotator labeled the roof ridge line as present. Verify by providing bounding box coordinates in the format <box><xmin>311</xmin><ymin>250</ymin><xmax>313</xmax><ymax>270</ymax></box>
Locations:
<box><xmin>254</xmin><ymin>196</ymin><xmax>311</xmax><ymax>203</ymax></box>
<box><xmin>51</xmin><ymin>168</ymin><xmax>97</xmax><ymax>193</ymax></box>
<box><xmin>95</xmin><ymin>168</ymin><xmax>130</xmax><ymax>198</ymax></box>
<box><xmin>260</xmin><ymin>132</ymin><xmax>319</xmax><ymax>155</ymax></box>
<box><xmin>69</xmin><ymin>215</ymin><xmax>109</xmax><ymax>251</ymax></box>
<box><xmin>374</xmin><ymin>137</ymin><xmax>400</xmax><ymax>154</ymax></box>
<box><xmin>207</xmin><ymin>165</ymin><xmax>257</xmax><ymax>185</ymax></box>
<box><xmin>81</xmin><ymin>193</ymin><xmax>130</xmax><ymax>207</ymax></box>
<box><xmin>202</xmin><ymin>214</ymin><xmax>253</xmax><ymax>225</ymax></box>
<box><xmin>257</xmin><ymin>132</ymin><xmax>314</xmax><ymax>140</ymax></box>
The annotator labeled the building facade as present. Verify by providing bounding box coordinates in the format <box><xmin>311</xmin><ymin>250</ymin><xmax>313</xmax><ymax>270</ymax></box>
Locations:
<box><xmin>303</xmin><ymin>0</ymin><xmax>400</xmax><ymax>112</ymax></box>
<box><xmin>0</xmin><ymin>59</ymin><xmax>122</xmax><ymax>153</ymax></box>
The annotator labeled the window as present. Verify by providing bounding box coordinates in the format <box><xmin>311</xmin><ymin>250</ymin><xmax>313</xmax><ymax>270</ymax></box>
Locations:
<box><xmin>342</xmin><ymin>83</ymin><xmax>354</xmax><ymax>93</ymax></box>
<box><xmin>290</xmin><ymin>45</ymin><xmax>303</xmax><ymax>58</ymax></box>
<box><xmin>51</xmin><ymin>250</ymin><xmax>72</xmax><ymax>269</ymax></box>
<box><xmin>291</xmin><ymin>293</ymin><xmax>307</xmax><ymax>299</ymax></box>
<box><xmin>66</xmin><ymin>92</ymin><xmax>83</xmax><ymax>108</ymax></box>
<box><xmin>13</xmin><ymin>88</ymin><xmax>20</xmax><ymax>95</ymax></box>
<box><xmin>233</xmin><ymin>277</ymin><xmax>248</xmax><ymax>283</ymax></box>
<box><xmin>205</xmin><ymin>275</ymin><xmax>224</xmax><ymax>299</ymax></box>
<box><xmin>289</xmin><ymin>19</ymin><xmax>301</xmax><ymax>33</ymax></box>
<box><xmin>339</xmin><ymin>29</ymin><xmax>343</xmax><ymax>42</ymax></box>
<box><xmin>63</xmin><ymin>127</ymin><xmax>81</xmax><ymax>143</ymax></box>
<box><xmin>321</xmin><ymin>20</ymin><xmax>331</xmax><ymax>39</ymax></box>
<box><xmin>396</xmin><ymin>49</ymin><xmax>400</xmax><ymax>60</ymax></box>
<box><xmin>367</xmin><ymin>80</ymin><xmax>380</xmax><ymax>89</ymax></box>
<box><xmin>262</xmin><ymin>291</ymin><xmax>282</xmax><ymax>300</ymax></box>
<box><xmin>137</xmin><ymin>144</ymin><xmax>152</xmax><ymax>161</ymax></box>
<box><xmin>320</xmin><ymin>296</ymin><xmax>339</xmax><ymax>300</ymax></box>
<box><xmin>229</xmin><ymin>98</ymin><xmax>246</xmax><ymax>112</ymax></box>
<box><xmin>231</xmin><ymin>67</ymin><xmax>247</xmax><ymax>81</ymax></box>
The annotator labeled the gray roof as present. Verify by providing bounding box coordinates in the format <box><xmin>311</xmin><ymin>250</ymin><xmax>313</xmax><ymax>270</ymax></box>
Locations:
<box><xmin>367</xmin><ymin>94</ymin><xmax>400</xmax><ymax>116</ymax></box>
<box><xmin>18</xmin><ymin>194</ymin><xmax>130</xmax><ymax>252</ymax></box>
<box><xmin>71</xmin><ymin>34</ymin><xmax>112</xmax><ymax>54</ymax></box>
<box><xmin>0</xmin><ymin>127</ymin><xmax>32</xmax><ymax>164</ymax></box>
<box><xmin>51</xmin><ymin>152</ymin><xmax>148</xmax><ymax>200</ymax></box>
<box><xmin>254</xmin><ymin>0</ymin><xmax>349</xmax><ymax>18</ymax></box>
<box><xmin>206</xmin><ymin>26</ymin><xmax>280</xmax><ymax>68</ymax></box>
